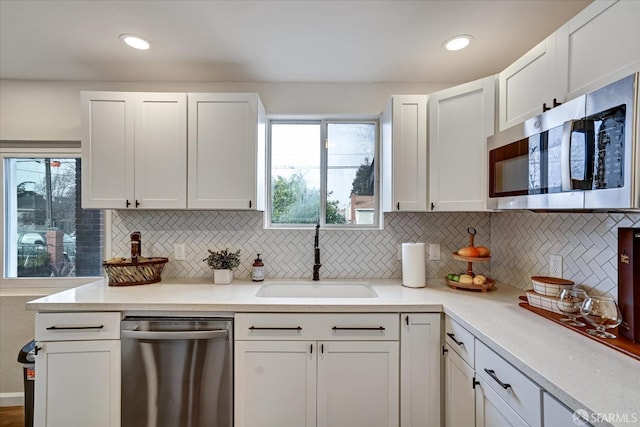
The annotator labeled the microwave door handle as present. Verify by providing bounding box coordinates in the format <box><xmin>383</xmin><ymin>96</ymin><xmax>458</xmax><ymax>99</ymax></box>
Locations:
<box><xmin>561</xmin><ymin>120</ymin><xmax>576</xmax><ymax>192</ymax></box>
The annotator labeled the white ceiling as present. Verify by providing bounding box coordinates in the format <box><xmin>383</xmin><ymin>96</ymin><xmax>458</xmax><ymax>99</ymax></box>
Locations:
<box><xmin>0</xmin><ymin>0</ymin><xmax>592</xmax><ymax>84</ymax></box>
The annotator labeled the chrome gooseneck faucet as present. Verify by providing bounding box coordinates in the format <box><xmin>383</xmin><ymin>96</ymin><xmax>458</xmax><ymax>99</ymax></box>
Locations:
<box><xmin>313</xmin><ymin>222</ymin><xmax>321</xmax><ymax>281</ymax></box>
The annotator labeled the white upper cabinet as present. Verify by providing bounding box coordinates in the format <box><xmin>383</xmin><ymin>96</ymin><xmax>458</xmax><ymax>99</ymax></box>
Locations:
<box><xmin>498</xmin><ymin>35</ymin><xmax>562</xmax><ymax>131</ymax></box>
<box><xmin>187</xmin><ymin>93</ymin><xmax>266</xmax><ymax>210</ymax></box>
<box><xmin>134</xmin><ymin>93</ymin><xmax>187</xmax><ymax>209</ymax></box>
<box><xmin>81</xmin><ymin>91</ymin><xmax>135</xmax><ymax>209</ymax></box>
<box><xmin>428</xmin><ymin>76</ymin><xmax>495</xmax><ymax>211</ymax></box>
<box><xmin>498</xmin><ymin>0</ymin><xmax>640</xmax><ymax>131</ymax></box>
<box><xmin>81</xmin><ymin>91</ymin><xmax>187</xmax><ymax>209</ymax></box>
<box><xmin>560</xmin><ymin>0</ymin><xmax>640</xmax><ymax>99</ymax></box>
<box><xmin>82</xmin><ymin>91</ymin><xmax>265</xmax><ymax>210</ymax></box>
<box><xmin>381</xmin><ymin>95</ymin><xmax>428</xmax><ymax>212</ymax></box>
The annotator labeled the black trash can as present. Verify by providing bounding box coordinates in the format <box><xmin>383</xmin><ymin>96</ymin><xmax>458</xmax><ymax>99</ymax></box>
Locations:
<box><xmin>17</xmin><ymin>339</ymin><xmax>36</xmax><ymax>427</ymax></box>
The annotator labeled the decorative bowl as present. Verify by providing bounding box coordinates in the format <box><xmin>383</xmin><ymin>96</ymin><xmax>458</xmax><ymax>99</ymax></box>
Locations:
<box><xmin>530</xmin><ymin>276</ymin><xmax>574</xmax><ymax>297</ymax></box>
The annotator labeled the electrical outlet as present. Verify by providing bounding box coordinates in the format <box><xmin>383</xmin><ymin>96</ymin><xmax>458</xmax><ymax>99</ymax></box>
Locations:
<box><xmin>549</xmin><ymin>255</ymin><xmax>563</xmax><ymax>277</ymax></box>
<box><xmin>429</xmin><ymin>243</ymin><xmax>441</xmax><ymax>260</ymax></box>
<box><xmin>175</xmin><ymin>244</ymin><xmax>186</xmax><ymax>261</ymax></box>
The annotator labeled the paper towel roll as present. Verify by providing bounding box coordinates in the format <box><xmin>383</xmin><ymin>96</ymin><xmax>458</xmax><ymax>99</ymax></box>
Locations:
<box><xmin>402</xmin><ymin>243</ymin><xmax>426</xmax><ymax>288</ymax></box>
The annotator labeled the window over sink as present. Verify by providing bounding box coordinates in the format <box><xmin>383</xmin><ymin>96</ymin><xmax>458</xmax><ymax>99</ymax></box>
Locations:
<box><xmin>1</xmin><ymin>142</ymin><xmax>104</xmax><ymax>285</ymax></box>
<box><xmin>268</xmin><ymin>119</ymin><xmax>380</xmax><ymax>229</ymax></box>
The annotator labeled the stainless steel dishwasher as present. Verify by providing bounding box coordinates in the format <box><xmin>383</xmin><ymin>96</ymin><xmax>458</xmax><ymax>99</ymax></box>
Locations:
<box><xmin>121</xmin><ymin>317</ymin><xmax>233</xmax><ymax>427</ymax></box>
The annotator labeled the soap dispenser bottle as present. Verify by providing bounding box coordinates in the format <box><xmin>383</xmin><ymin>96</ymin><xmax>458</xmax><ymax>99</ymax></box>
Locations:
<box><xmin>252</xmin><ymin>254</ymin><xmax>264</xmax><ymax>282</ymax></box>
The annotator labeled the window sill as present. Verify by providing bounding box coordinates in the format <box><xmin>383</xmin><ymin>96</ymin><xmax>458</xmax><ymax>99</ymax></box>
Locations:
<box><xmin>0</xmin><ymin>277</ymin><xmax>102</xmax><ymax>293</ymax></box>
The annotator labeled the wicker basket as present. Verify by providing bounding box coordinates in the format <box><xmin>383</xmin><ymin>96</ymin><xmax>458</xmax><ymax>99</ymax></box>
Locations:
<box><xmin>102</xmin><ymin>257</ymin><xmax>169</xmax><ymax>286</ymax></box>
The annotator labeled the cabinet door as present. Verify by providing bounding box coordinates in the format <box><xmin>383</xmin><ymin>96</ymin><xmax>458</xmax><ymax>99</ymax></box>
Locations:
<box><xmin>400</xmin><ymin>313</ymin><xmax>441</xmax><ymax>427</ymax></box>
<box><xmin>543</xmin><ymin>392</ymin><xmax>589</xmax><ymax>427</ymax></box>
<box><xmin>187</xmin><ymin>93</ymin><xmax>265</xmax><ymax>210</ymax></box>
<box><xmin>381</xmin><ymin>95</ymin><xmax>428</xmax><ymax>212</ymax></box>
<box><xmin>475</xmin><ymin>378</ymin><xmax>529</xmax><ymax>427</ymax></box>
<box><xmin>443</xmin><ymin>343</ymin><xmax>475</xmax><ymax>427</ymax></box>
<box><xmin>317</xmin><ymin>341</ymin><xmax>399</xmax><ymax>427</ymax></box>
<box><xmin>234</xmin><ymin>340</ymin><xmax>316</xmax><ymax>427</ymax></box>
<box><xmin>498</xmin><ymin>36</ymin><xmax>559</xmax><ymax>131</ymax></box>
<box><xmin>34</xmin><ymin>340</ymin><xmax>120</xmax><ymax>427</ymax></box>
<box><xmin>428</xmin><ymin>76</ymin><xmax>495</xmax><ymax>211</ymax></box>
<box><xmin>560</xmin><ymin>0</ymin><xmax>640</xmax><ymax>99</ymax></box>
<box><xmin>81</xmin><ymin>91</ymin><xmax>135</xmax><ymax>209</ymax></box>
<box><xmin>133</xmin><ymin>93</ymin><xmax>187</xmax><ymax>209</ymax></box>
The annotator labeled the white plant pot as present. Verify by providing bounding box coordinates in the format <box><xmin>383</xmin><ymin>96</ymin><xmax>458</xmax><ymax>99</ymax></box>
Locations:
<box><xmin>213</xmin><ymin>269</ymin><xmax>233</xmax><ymax>285</ymax></box>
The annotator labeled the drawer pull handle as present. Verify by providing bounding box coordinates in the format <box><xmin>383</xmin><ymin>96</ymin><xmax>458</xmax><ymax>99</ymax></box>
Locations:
<box><xmin>46</xmin><ymin>325</ymin><xmax>105</xmax><ymax>331</ymax></box>
<box><xmin>484</xmin><ymin>369</ymin><xmax>511</xmax><ymax>390</ymax></box>
<box><xmin>248</xmin><ymin>326</ymin><xmax>302</xmax><ymax>331</ymax></box>
<box><xmin>332</xmin><ymin>326</ymin><xmax>386</xmax><ymax>331</ymax></box>
<box><xmin>446</xmin><ymin>332</ymin><xmax>464</xmax><ymax>346</ymax></box>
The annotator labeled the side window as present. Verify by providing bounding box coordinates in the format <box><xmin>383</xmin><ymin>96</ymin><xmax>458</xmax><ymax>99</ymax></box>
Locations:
<box><xmin>3</xmin><ymin>156</ymin><xmax>103</xmax><ymax>279</ymax></box>
<box><xmin>269</xmin><ymin>119</ymin><xmax>379</xmax><ymax>228</ymax></box>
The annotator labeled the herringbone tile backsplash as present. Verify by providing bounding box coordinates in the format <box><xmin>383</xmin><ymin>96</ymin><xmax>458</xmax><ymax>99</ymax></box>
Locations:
<box><xmin>111</xmin><ymin>210</ymin><xmax>640</xmax><ymax>299</ymax></box>
<box><xmin>111</xmin><ymin>211</ymin><xmax>491</xmax><ymax>281</ymax></box>
<box><xmin>492</xmin><ymin>212</ymin><xmax>640</xmax><ymax>296</ymax></box>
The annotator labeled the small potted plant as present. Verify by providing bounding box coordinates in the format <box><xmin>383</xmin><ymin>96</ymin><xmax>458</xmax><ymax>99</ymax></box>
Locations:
<box><xmin>203</xmin><ymin>248</ymin><xmax>241</xmax><ymax>284</ymax></box>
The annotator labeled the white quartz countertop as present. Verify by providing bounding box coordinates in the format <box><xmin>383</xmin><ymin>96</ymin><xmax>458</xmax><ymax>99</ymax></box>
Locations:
<box><xmin>26</xmin><ymin>278</ymin><xmax>639</xmax><ymax>427</ymax></box>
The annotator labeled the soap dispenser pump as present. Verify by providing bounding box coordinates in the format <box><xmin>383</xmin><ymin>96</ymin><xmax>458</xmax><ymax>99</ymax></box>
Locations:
<box><xmin>252</xmin><ymin>254</ymin><xmax>264</xmax><ymax>282</ymax></box>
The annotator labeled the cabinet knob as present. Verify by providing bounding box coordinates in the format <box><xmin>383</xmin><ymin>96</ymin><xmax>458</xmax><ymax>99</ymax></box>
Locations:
<box><xmin>542</xmin><ymin>102</ymin><xmax>551</xmax><ymax>112</ymax></box>
<box><xmin>126</xmin><ymin>200</ymin><xmax>131</xmax><ymax>208</ymax></box>
<box><xmin>553</xmin><ymin>98</ymin><xmax>562</xmax><ymax>108</ymax></box>
<box><xmin>431</xmin><ymin>202</ymin><xmax>435</xmax><ymax>211</ymax></box>
<box><xmin>135</xmin><ymin>200</ymin><xmax>140</xmax><ymax>208</ymax></box>
<box><xmin>397</xmin><ymin>202</ymin><xmax>400</xmax><ymax>211</ymax></box>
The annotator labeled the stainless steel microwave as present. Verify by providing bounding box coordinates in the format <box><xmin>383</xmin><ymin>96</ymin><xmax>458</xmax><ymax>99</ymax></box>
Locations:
<box><xmin>488</xmin><ymin>73</ymin><xmax>640</xmax><ymax>210</ymax></box>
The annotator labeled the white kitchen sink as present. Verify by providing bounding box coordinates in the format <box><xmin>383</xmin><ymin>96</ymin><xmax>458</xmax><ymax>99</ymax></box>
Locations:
<box><xmin>256</xmin><ymin>281</ymin><xmax>378</xmax><ymax>298</ymax></box>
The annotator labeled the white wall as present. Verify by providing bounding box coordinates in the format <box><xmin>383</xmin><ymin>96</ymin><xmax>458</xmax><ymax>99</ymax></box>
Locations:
<box><xmin>0</xmin><ymin>79</ymin><xmax>450</xmax><ymax>141</ymax></box>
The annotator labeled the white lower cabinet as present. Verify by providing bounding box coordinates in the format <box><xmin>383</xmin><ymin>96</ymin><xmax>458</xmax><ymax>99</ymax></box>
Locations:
<box><xmin>234</xmin><ymin>340</ymin><xmax>316</xmax><ymax>427</ymax></box>
<box><xmin>400</xmin><ymin>313</ymin><xmax>441</xmax><ymax>427</ymax></box>
<box><xmin>543</xmin><ymin>392</ymin><xmax>592</xmax><ymax>427</ymax></box>
<box><xmin>234</xmin><ymin>313</ymin><xmax>400</xmax><ymax>427</ymax></box>
<box><xmin>317</xmin><ymin>341</ymin><xmax>399</xmax><ymax>427</ymax></box>
<box><xmin>34</xmin><ymin>312</ymin><xmax>121</xmax><ymax>427</ymax></box>
<box><xmin>443</xmin><ymin>316</ymin><xmax>554</xmax><ymax>427</ymax></box>
<box><xmin>443</xmin><ymin>343</ymin><xmax>475</xmax><ymax>427</ymax></box>
<box><xmin>474</xmin><ymin>378</ymin><xmax>528</xmax><ymax>427</ymax></box>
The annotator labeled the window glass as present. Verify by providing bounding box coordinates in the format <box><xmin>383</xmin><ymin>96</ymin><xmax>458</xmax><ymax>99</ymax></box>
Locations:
<box><xmin>270</xmin><ymin>123</ymin><xmax>321</xmax><ymax>224</ymax></box>
<box><xmin>269</xmin><ymin>120</ymin><xmax>378</xmax><ymax>228</ymax></box>
<box><xmin>327</xmin><ymin>122</ymin><xmax>376</xmax><ymax>225</ymax></box>
<box><xmin>4</xmin><ymin>157</ymin><xmax>103</xmax><ymax>278</ymax></box>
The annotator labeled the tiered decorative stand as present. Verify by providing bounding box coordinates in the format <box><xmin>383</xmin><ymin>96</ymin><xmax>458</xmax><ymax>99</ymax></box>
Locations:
<box><xmin>446</xmin><ymin>227</ymin><xmax>495</xmax><ymax>292</ymax></box>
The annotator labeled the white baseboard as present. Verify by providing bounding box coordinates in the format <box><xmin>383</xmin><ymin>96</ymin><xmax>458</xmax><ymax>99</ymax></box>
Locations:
<box><xmin>0</xmin><ymin>392</ymin><xmax>24</xmax><ymax>407</ymax></box>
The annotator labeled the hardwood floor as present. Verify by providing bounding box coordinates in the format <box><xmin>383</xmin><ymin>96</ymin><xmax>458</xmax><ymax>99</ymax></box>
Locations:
<box><xmin>0</xmin><ymin>406</ymin><xmax>24</xmax><ymax>427</ymax></box>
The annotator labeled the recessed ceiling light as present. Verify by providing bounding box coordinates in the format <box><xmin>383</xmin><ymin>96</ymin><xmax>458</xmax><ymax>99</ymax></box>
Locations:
<box><xmin>119</xmin><ymin>34</ymin><xmax>151</xmax><ymax>50</ymax></box>
<box><xmin>443</xmin><ymin>35</ymin><xmax>473</xmax><ymax>51</ymax></box>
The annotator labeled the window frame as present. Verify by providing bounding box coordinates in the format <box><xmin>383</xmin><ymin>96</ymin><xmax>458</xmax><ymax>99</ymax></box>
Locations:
<box><xmin>1</xmin><ymin>141</ymin><xmax>106</xmax><ymax>288</ymax></box>
<box><xmin>266</xmin><ymin>117</ymin><xmax>382</xmax><ymax>230</ymax></box>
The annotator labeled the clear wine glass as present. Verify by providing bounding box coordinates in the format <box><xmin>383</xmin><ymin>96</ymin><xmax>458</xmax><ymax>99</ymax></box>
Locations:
<box><xmin>555</xmin><ymin>288</ymin><xmax>588</xmax><ymax>327</ymax></box>
<box><xmin>580</xmin><ymin>295</ymin><xmax>623</xmax><ymax>339</ymax></box>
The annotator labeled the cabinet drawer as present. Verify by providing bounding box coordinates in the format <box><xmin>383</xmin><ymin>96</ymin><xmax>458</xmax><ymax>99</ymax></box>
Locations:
<box><xmin>444</xmin><ymin>316</ymin><xmax>475</xmax><ymax>368</ymax></box>
<box><xmin>235</xmin><ymin>313</ymin><xmax>399</xmax><ymax>341</ymax></box>
<box><xmin>476</xmin><ymin>340</ymin><xmax>541</xmax><ymax>426</ymax></box>
<box><xmin>36</xmin><ymin>312</ymin><xmax>121</xmax><ymax>341</ymax></box>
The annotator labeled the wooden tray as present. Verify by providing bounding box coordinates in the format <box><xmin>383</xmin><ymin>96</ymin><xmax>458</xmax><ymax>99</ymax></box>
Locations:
<box><xmin>451</xmin><ymin>253</ymin><xmax>491</xmax><ymax>263</ymax></box>
<box><xmin>446</xmin><ymin>277</ymin><xmax>495</xmax><ymax>293</ymax></box>
<box><xmin>519</xmin><ymin>297</ymin><xmax>640</xmax><ymax>361</ymax></box>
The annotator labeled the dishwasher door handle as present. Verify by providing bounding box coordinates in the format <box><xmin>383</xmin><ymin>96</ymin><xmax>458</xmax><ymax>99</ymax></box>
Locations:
<box><xmin>121</xmin><ymin>329</ymin><xmax>228</xmax><ymax>340</ymax></box>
